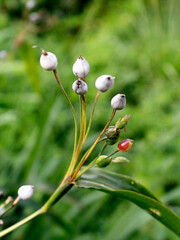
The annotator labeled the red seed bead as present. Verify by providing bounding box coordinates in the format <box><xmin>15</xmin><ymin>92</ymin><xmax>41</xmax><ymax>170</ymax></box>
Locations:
<box><xmin>118</xmin><ymin>139</ymin><xmax>133</xmax><ymax>152</ymax></box>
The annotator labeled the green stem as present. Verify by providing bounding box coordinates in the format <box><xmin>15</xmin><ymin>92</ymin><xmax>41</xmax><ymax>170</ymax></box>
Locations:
<box><xmin>74</xmin><ymin>97</ymin><xmax>86</xmax><ymax>160</ymax></box>
<box><xmin>82</xmin><ymin>97</ymin><xmax>86</xmax><ymax>140</ymax></box>
<box><xmin>75</xmin><ymin>142</ymin><xmax>108</xmax><ymax>180</ymax></box>
<box><xmin>75</xmin><ymin>96</ymin><xmax>86</xmax><ymax>158</ymax></box>
<box><xmin>53</xmin><ymin>70</ymin><xmax>77</xmax><ymax>161</ymax></box>
<box><xmin>75</xmin><ymin>161</ymin><xmax>95</xmax><ymax>180</ymax></box>
<box><xmin>72</xmin><ymin>91</ymin><xmax>100</xmax><ymax>173</ymax></box>
<box><xmin>98</xmin><ymin>142</ymin><xmax>108</xmax><ymax>156</ymax></box>
<box><xmin>97</xmin><ymin>137</ymin><xmax>108</xmax><ymax>143</ymax></box>
<box><xmin>65</xmin><ymin>96</ymin><xmax>86</xmax><ymax>177</ymax></box>
<box><xmin>82</xmin><ymin>90</ymin><xmax>101</xmax><ymax>145</ymax></box>
<box><xmin>0</xmin><ymin>197</ymin><xmax>14</xmax><ymax>218</ymax></box>
<box><xmin>0</xmin><ymin>205</ymin><xmax>12</xmax><ymax>218</ymax></box>
<box><xmin>42</xmin><ymin>183</ymin><xmax>73</xmax><ymax>212</ymax></box>
<box><xmin>0</xmin><ymin>183</ymin><xmax>73</xmax><ymax>238</ymax></box>
<box><xmin>71</xmin><ymin>109</ymin><xmax>116</xmax><ymax>181</ymax></box>
<box><xmin>107</xmin><ymin>149</ymin><xmax>119</xmax><ymax>158</ymax></box>
<box><xmin>0</xmin><ymin>208</ymin><xmax>43</xmax><ymax>238</ymax></box>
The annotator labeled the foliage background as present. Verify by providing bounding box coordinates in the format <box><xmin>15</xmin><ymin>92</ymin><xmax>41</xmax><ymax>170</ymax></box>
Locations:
<box><xmin>0</xmin><ymin>0</ymin><xmax>180</xmax><ymax>239</ymax></box>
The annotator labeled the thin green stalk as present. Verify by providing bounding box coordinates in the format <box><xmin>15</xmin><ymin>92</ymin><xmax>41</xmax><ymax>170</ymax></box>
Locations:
<box><xmin>64</xmin><ymin>96</ymin><xmax>86</xmax><ymax>177</ymax></box>
<box><xmin>53</xmin><ymin>70</ymin><xmax>77</xmax><ymax>160</ymax></box>
<box><xmin>74</xmin><ymin>97</ymin><xmax>86</xmax><ymax>160</ymax></box>
<box><xmin>0</xmin><ymin>205</ymin><xmax>12</xmax><ymax>218</ymax></box>
<box><xmin>0</xmin><ymin>183</ymin><xmax>73</xmax><ymax>238</ymax></box>
<box><xmin>97</xmin><ymin>137</ymin><xmax>108</xmax><ymax>143</ymax></box>
<box><xmin>68</xmin><ymin>91</ymin><xmax>100</xmax><ymax>178</ymax></box>
<box><xmin>42</xmin><ymin>183</ymin><xmax>73</xmax><ymax>211</ymax></box>
<box><xmin>0</xmin><ymin>208</ymin><xmax>43</xmax><ymax>238</ymax></box>
<box><xmin>65</xmin><ymin>97</ymin><xmax>83</xmax><ymax>176</ymax></box>
<box><xmin>75</xmin><ymin>96</ymin><xmax>86</xmax><ymax>156</ymax></box>
<box><xmin>80</xmin><ymin>95</ymin><xmax>83</xmax><ymax>133</ymax></box>
<box><xmin>82</xmin><ymin>90</ymin><xmax>101</xmax><ymax>145</ymax></box>
<box><xmin>82</xmin><ymin>97</ymin><xmax>86</xmax><ymax>140</ymax></box>
<box><xmin>107</xmin><ymin>149</ymin><xmax>119</xmax><ymax>158</ymax></box>
<box><xmin>75</xmin><ymin>142</ymin><xmax>108</xmax><ymax>180</ymax></box>
<box><xmin>0</xmin><ymin>197</ymin><xmax>14</xmax><ymax>218</ymax></box>
<box><xmin>75</xmin><ymin>160</ymin><xmax>95</xmax><ymax>180</ymax></box>
<box><xmin>98</xmin><ymin>142</ymin><xmax>108</xmax><ymax>156</ymax></box>
<box><xmin>70</xmin><ymin>91</ymin><xmax>100</xmax><ymax>177</ymax></box>
<box><xmin>71</xmin><ymin>109</ymin><xmax>116</xmax><ymax>181</ymax></box>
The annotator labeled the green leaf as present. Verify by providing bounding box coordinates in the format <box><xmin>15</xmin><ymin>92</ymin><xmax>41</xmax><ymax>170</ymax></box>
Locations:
<box><xmin>76</xmin><ymin>168</ymin><xmax>180</xmax><ymax>237</ymax></box>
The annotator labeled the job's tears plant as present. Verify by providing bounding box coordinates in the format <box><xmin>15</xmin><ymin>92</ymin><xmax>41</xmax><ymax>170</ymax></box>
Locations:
<box><xmin>0</xmin><ymin>50</ymin><xmax>180</xmax><ymax>237</ymax></box>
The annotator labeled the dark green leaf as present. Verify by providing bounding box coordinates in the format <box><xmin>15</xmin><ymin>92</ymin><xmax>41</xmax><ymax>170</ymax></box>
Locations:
<box><xmin>76</xmin><ymin>168</ymin><xmax>180</xmax><ymax>236</ymax></box>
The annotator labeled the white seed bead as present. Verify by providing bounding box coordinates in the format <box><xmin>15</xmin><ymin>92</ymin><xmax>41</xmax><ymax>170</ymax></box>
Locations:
<box><xmin>18</xmin><ymin>185</ymin><xmax>34</xmax><ymax>200</ymax></box>
<box><xmin>72</xmin><ymin>80</ymin><xmax>88</xmax><ymax>95</ymax></box>
<box><xmin>72</xmin><ymin>56</ymin><xmax>90</xmax><ymax>78</ymax></box>
<box><xmin>40</xmin><ymin>51</ymin><xmax>58</xmax><ymax>71</ymax></box>
<box><xmin>111</xmin><ymin>94</ymin><xmax>126</xmax><ymax>110</ymax></box>
<box><xmin>26</xmin><ymin>0</ymin><xmax>36</xmax><ymax>9</ymax></box>
<box><xmin>95</xmin><ymin>75</ymin><xmax>115</xmax><ymax>92</ymax></box>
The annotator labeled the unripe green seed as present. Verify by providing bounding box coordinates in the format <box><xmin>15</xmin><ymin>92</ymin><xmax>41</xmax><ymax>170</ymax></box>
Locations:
<box><xmin>96</xmin><ymin>155</ymin><xmax>112</xmax><ymax>168</ymax></box>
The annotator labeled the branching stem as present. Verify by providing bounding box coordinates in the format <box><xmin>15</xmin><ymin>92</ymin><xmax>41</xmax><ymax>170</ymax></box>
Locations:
<box><xmin>0</xmin><ymin>183</ymin><xmax>73</xmax><ymax>238</ymax></box>
<box><xmin>71</xmin><ymin>109</ymin><xmax>116</xmax><ymax>181</ymax></box>
<box><xmin>66</xmin><ymin>96</ymin><xmax>86</xmax><ymax>176</ymax></box>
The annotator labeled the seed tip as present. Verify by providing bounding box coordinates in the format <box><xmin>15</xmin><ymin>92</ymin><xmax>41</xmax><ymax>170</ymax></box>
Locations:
<box><xmin>42</xmin><ymin>50</ymin><xmax>48</xmax><ymax>56</ymax></box>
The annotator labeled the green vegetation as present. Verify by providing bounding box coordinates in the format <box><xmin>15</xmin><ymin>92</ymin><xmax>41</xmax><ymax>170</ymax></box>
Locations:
<box><xmin>0</xmin><ymin>0</ymin><xmax>180</xmax><ymax>239</ymax></box>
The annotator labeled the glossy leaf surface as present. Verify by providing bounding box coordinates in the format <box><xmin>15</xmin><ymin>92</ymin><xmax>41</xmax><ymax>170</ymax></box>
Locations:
<box><xmin>77</xmin><ymin>168</ymin><xmax>180</xmax><ymax>236</ymax></box>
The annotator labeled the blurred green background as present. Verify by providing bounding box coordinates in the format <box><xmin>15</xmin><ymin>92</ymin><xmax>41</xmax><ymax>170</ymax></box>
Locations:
<box><xmin>0</xmin><ymin>0</ymin><xmax>180</xmax><ymax>239</ymax></box>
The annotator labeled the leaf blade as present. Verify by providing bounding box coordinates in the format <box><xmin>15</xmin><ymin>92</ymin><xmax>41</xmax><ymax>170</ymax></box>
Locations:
<box><xmin>76</xmin><ymin>168</ymin><xmax>180</xmax><ymax>236</ymax></box>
